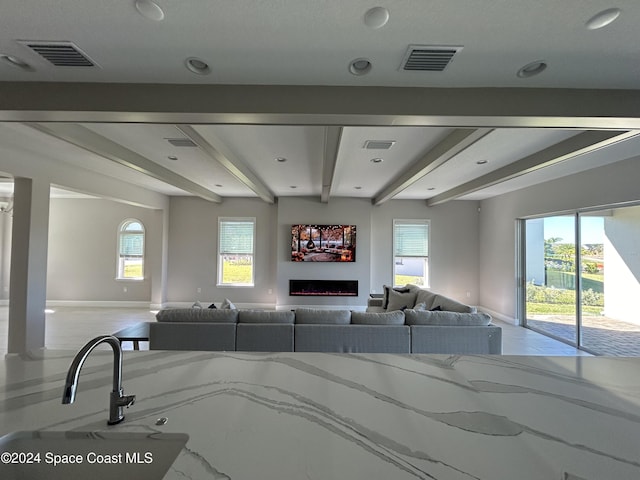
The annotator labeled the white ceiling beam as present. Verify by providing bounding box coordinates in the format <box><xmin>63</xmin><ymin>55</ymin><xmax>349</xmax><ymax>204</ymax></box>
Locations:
<box><xmin>427</xmin><ymin>130</ymin><xmax>640</xmax><ymax>206</ymax></box>
<box><xmin>5</xmin><ymin>84</ymin><xmax>640</xmax><ymax>129</ymax></box>
<box><xmin>176</xmin><ymin>125</ymin><xmax>275</xmax><ymax>204</ymax></box>
<box><xmin>372</xmin><ymin>128</ymin><xmax>493</xmax><ymax>205</ymax></box>
<box><xmin>25</xmin><ymin>123</ymin><xmax>222</xmax><ymax>203</ymax></box>
<box><xmin>321</xmin><ymin>126</ymin><xmax>343</xmax><ymax>203</ymax></box>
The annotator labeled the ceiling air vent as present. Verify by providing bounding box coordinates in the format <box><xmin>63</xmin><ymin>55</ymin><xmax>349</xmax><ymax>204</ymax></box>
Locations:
<box><xmin>400</xmin><ymin>45</ymin><xmax>463</xmax><ymax>72</ymax></box>
<box><xmin>19</xmin><ymin>41</ymin><xmax>97</xmax><ymax>67</ymax></box>
<box><xmin>363</xmin><ymin>140</ymin><xmax>396</xmax><ymax>150</ymax></box>
<box><xmin>166</xmin><ymin>138</ymin><xmax>198</xmax><ymax>147</ymax></box>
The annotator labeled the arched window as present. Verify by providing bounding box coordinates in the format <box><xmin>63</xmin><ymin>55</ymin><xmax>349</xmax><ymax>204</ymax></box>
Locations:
<box><xmin>117</xmin><ymin>219</ymin><xmax>145</xmax><ymax>280</ymax></box>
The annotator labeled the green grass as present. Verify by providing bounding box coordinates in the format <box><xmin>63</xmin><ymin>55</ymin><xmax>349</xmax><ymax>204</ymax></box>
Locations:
<box><xmin>526</xmin><ymin>302</ymin><xmax>602</xmax><ymax>315</ymax></box>
<box><xmin>395</xmin><ymin>275</ymin><xmax>425</xmax><ymax>287</ymax></box>
<box><xmin>545</xmin><ymin>270</ymin><xmax>604</xmax><ymax>293</ymax></box>
<box><xmin>222</xmin><ymin>261</ymin><xmax>253</xmax><ymax>284</ymax></box>
<box><xmin>123</xmin><ymin>264</ymin><xmax>143</xmax><ymax>278</ymax></box>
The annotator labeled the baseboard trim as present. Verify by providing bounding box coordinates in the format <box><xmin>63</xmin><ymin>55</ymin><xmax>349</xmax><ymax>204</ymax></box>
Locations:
<box><xmin>45</xmin><ymin>300</ymin><xmax>153</xmax><ymax>309</ymax></box>
<box><xmin>478</xmin><ymin>305</ymin><xmax>518</xmax><ymax>326</ymax></box>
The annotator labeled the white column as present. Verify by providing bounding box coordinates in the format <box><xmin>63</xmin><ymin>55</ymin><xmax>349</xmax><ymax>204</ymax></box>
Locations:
<box><xmin>8</xmin><ymin>177</ymin><xmax>50</xmax><ymax>353</ymax></box>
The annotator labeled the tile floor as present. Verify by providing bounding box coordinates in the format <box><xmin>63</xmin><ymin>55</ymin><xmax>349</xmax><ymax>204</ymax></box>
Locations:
<box><xmin>0</xmin><ymin>306</ymin><xmax>593</xmax><ymax>356</ymax></box>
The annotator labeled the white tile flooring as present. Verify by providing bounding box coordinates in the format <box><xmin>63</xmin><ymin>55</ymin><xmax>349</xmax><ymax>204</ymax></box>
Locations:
<box><xmin>0</xmin><ymin>306</ymin><xmax>591</xmax><ymax>356</ymax></box>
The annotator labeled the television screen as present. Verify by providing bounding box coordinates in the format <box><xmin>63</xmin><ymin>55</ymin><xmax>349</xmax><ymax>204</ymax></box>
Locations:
<box><xmin>291</xmin><ymin>224</ymin><xmax>356</xmax><ymax>262</ymax></box>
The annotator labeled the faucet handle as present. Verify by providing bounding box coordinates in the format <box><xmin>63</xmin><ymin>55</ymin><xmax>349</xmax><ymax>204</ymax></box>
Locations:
<box><xmin>120</xmin><ymin>394</ymin><xmax>136</xmax><ymax>408</ymax></box>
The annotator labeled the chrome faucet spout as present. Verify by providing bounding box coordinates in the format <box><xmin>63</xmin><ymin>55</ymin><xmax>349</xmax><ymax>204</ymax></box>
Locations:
<box><xmin>62</xmin><ymin>335</ymin><xmax>136</xmax><ymax>425</ymax></box>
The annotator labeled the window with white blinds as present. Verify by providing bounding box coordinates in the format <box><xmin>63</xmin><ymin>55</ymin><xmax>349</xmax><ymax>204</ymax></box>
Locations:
<box><xmin>393</xmin><ymin>219</ymin><xmax>429</xmax><ymax>287</ymax></box>
<box><xmin>117</xmin><ymin>219</ymin><xmax>144</xmax><ymax>280</ymax></box>
<box><xmin>218</xmin><ymin>217</ymin><xmax>256</xmax><ymax>286</ymax></box>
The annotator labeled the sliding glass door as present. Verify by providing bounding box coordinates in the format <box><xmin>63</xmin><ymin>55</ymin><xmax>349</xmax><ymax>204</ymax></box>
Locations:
<box><xmin>524</xmin><ymin>215</ymin><xmax>577</xmax><ymax>345</ymax></box>
<box><xmin>521</xmin><ymin>206</ymin><xmax>640</xmax><ymax>355</ymax></box>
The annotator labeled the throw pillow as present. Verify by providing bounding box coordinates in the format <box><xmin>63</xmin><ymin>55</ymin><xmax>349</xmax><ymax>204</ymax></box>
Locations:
<box><xmin>386</xmin><ymin>287</ymin><xmax>417</xmax><ymax>311</ymax></box>
<box><xmin>413</xmin><ymin>302</ymin><xmax>427</xmax><ymax>311</ymax></box>
<box><xmin>221</xmin><ymin>298</ymin><xmax>237</xmax><ymax>310</ymax></box>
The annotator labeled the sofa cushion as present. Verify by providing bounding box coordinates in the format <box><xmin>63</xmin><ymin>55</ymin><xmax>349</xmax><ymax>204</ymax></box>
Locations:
<box><xmin>382</xmin><ymin>285</ymin><xmax>414</xmax><ymax>309</ymax></box>
<box><xmin>404</xmin><ymin>310</ymin><xmax>491</xmax><ymax>326</ymax></box>
<box><xmin>431</xmin><ymin>294</ymin><xmax>477</xmax><ymax>313</ymax></box>
<box><xmin>294</xmin><ymin>308</ymin><xmax>351</xmax><ymax>324</ymax></box>
<box><xmin>351</xmin><ymin>311</ymin><xmax>405</xmax><ymax>325</ymax></box>
<box><xmin>385</xmin><ymin>287</ymin><xmax>417</xmax><ymax>311</ymax></box>
<box><xmin>156</xmin><ymin>308</ymin><xmax>238</xmax><ymax>323</ymax></box>
<box><xmin>238</xmin><ymin>310</ymin><xmax>295</xmax><ymax>324</ymax></box>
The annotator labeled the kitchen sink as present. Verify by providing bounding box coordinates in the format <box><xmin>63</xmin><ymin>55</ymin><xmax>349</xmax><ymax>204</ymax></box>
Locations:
<box><xmin>0</xmin><ymin>430</ymin><xmax>188</xmax><ymax>480</ymax></box>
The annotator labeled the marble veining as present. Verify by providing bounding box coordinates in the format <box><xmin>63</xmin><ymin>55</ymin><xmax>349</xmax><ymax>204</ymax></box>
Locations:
<box><xmin>1</xmin><ymin>351</ymin><xmax>639</xmax><ymax>479</ymax></box>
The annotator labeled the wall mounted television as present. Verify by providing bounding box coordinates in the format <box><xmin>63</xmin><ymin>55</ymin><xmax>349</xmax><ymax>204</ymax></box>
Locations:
<box><xmin>291</xmin><ymin>224</ymin><xmax>356</xmax><ymax>262</ymax></box>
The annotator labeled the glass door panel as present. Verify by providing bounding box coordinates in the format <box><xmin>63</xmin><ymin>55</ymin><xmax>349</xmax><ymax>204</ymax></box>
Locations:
<box><xmin>580</xmin><ymin>208</ymin><xmax>640</xmax><ymax>355</ymax></box>
<box><xmin>524</xmin><ymin>216</ymin><xmax>577</xmax><ymax>344</ymax></box>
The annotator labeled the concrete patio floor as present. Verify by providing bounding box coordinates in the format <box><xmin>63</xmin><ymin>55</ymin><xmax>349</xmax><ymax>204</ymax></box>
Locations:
<box><xmin>526</xmin><ymin>314</ymin><xmax>640</xmax><ymax>356</ymax></box>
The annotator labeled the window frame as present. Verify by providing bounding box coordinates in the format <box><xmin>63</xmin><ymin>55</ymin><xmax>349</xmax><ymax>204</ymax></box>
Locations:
<box><xmin>217</xmin><ymin>216</ymin><xmax>256</xmax><ymax>287</ymax></box>
<box><xmin>392</xmin><ymin>218</ymin><xmax>430</xmax><ymax>288</ymax></box>
<box><xmin>116</xmin><ymin>218</ymin><xmax>145</xmax><ymax>281</ymax></box>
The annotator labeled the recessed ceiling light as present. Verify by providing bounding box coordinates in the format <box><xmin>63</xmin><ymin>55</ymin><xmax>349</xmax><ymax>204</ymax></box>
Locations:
<box><xmin>135</xmin><ymin>0</ymin><xmax>165</xmax><ymax>21</ymax></box>
<box><xmin>427</xmin><ymin>187</ymin><xmax>436</xmax><ymax>191</ymax></box>
<box><xmin>476</xmin><ymin>159</ymin><xmax>488</xmax><ymax>165</ymax></box>
<box><xmin>185</xmin><ymin>57</ymin><xmax>211</xmax><ymax>75</ymax></box>
<box><xmin>349</xmin><ymin>58</ymin><xmax>372</xmax><ymax>76</ymax></box>
<box><xmin>276</xmin><ymin>157</ymin><xmax>287</xmax><ymax>163</ymax></box>
<box><xmin>586</xmin><ymin>8</ymin><xmax>621</xmax><ymax>30</ymax></box>
<box><xmin>167</xmin><ymin>155</ymin><xmax>178</xmax><ymax>161</ymax></box>
<box><xmin>354</xmin><ymin>186</ymin><xmax>363</xmax><ymax>190</ymax></box>
<box><xmin>517</xmin><ymin>60</ymin><xmax>547</xmax><ymax>78</ymax></box>
<box><xmin>0</xmin><ymin>54</ymin><xmax>34</xmax><ymax>71</ymax></box>
<box><xmin>370</xmin><ymin>157</ymin><xmax>384</xmax><ymax>163</ymax></box>
<box><xmin>215</xmin><ymin>184</ymin><xmax>223</xmax><ymax>188</ymax></box>
<box><xmin>364</xmin><ymin>7</ymin><xmax>390</xmax><ymax>29</ymax></box>
<box><xmin>290</xmin><ymin>185</ymin><xmax>297</xmax><ymax>189</ymax></box>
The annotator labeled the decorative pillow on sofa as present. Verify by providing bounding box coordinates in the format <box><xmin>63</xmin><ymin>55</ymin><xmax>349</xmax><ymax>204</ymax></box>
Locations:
<box><xmin>432</xmin><ymin>294</ymin><xmax>476</xmax><ymax>313</ymax></box>
<box><xmin>404</xmin><ymin>310</ymin><xmax>491</xmax><ymax>326</ymax></box>
<box><xmin>351</xmin><ymin>311</ymin><xmax>406</xmax><ymax>325</ymax></box>
<box><xmin>295</xmin><ymin>308</ymin><xmax>351</xmax><ymax>324</ymax></box>
<box><xmin>156</xmin><ymin>308</ymin><xmax>238</xmax><ymax>323</ymax></box>
<box><xmin>384</xmin><ymin>285</ymin><xmax>418</xmax><ymax>311</ymax></box>
<box><xmin>221</xmin><ymin>298</ymin><xmax>237</xmax><ymax>310</ymax></box>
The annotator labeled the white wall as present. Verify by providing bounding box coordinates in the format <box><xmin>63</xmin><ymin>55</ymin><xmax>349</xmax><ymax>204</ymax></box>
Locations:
<box><xmin>277</xmin><ymin>197</ymin><xmax>371</xmax><ymax>308</ymax></box>
<box><xmin>47</xmin><ymin>198</ymin><xmax>161</xmax><ymax>302</ymax></box>
<box><xmin>603</xmin><ymin>205</ymin><xmax>640</xmax><ymax>325</ymax></box>
<box><xmin>166</xmin><ymin>196</ymin><xmax>277</xmax><ymax>306</ymax></box>
<box><xmin>370</xmin><ymin>200</ymin><xmax>480</xmax><ymax>305</ymax></box>
<box><xmin>479</xmin><ymin>154</ymin><xmax>640</xmax><ymax>322</ymax></box>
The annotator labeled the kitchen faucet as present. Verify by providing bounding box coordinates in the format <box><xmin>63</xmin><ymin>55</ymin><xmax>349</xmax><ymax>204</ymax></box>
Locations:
<box><xmin>62</xmin><ymin>335</ymin><xmax>136</xmax><ymax>425</ymax></box>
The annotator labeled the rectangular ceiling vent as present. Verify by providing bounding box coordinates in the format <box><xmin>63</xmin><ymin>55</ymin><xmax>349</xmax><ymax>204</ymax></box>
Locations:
<box><xmin>19</xmin><ymin>41</ymin><xmax>97</xmax><ymax>67</ymax></box>
<box><xmin>363</xmin><ymin>140</ymin><xmax>396</xmax><ymax>150</ymax></box>
<box><xmin>400</xmin><ymin>45</ymin><xmax>463</xmax><ymax>72</ymax></box>
<box><xmin>166</xmin><ymin>138</ymin><xmax>198</xmax><ymax>147</ymax></box>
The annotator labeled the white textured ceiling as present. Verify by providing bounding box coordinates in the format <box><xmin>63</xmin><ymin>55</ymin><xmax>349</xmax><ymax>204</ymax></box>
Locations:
<box><xmin>0</xmin><ymin>1</ymin><xmax>639</xmax><ymax>205</ymax></box>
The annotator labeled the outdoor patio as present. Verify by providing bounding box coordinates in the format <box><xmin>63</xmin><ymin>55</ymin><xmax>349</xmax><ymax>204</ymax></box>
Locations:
<box><xmin>526</xmin><ymin>314</ymin><xmax>640</xmax><ymax>356</ymax></box>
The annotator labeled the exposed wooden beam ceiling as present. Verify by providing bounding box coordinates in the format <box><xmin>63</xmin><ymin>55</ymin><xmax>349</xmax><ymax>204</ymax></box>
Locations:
<box><xmin>427</xmin><ymin>130</ymin><xmax>640</xmax><ymax>206</ymax></box>
<box><xmin>25</xmin><ymin>123</ymin><xmax>222</xmax><ymax>203</ymax></box>
<box><xmin>373</xmin><ymin>128</ymin><xmax>493</xmax><ymax>205</ymax></box>
<box><xmin>176</xmin><ymin>125</ymin><xmax>275</xmax><ymax>204</ymax></box>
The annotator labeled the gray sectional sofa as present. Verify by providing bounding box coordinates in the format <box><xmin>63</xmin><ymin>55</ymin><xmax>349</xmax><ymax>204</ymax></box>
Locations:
<box><xmin>150</xmin><ymin>290</ymin><xmax>502</xmax><ymax>354</ymax></box>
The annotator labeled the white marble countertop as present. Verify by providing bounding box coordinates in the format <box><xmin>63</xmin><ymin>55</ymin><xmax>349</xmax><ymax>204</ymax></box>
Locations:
<box><xmin>1</xmin><ymin>350</ymin><xmax>640</xmax><ymax>479</ymax></box>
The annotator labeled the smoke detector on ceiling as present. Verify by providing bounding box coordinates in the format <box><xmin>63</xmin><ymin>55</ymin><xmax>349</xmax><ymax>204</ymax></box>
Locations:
<box><xmin>18</xmin><ymin>41</ymin><xmax>97</xmax><ymax>67</ymax></box>
<box><xmin>400</xmin><ymin>45</ymin><xmax>463</xmax><ymax>72</ymax></box>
